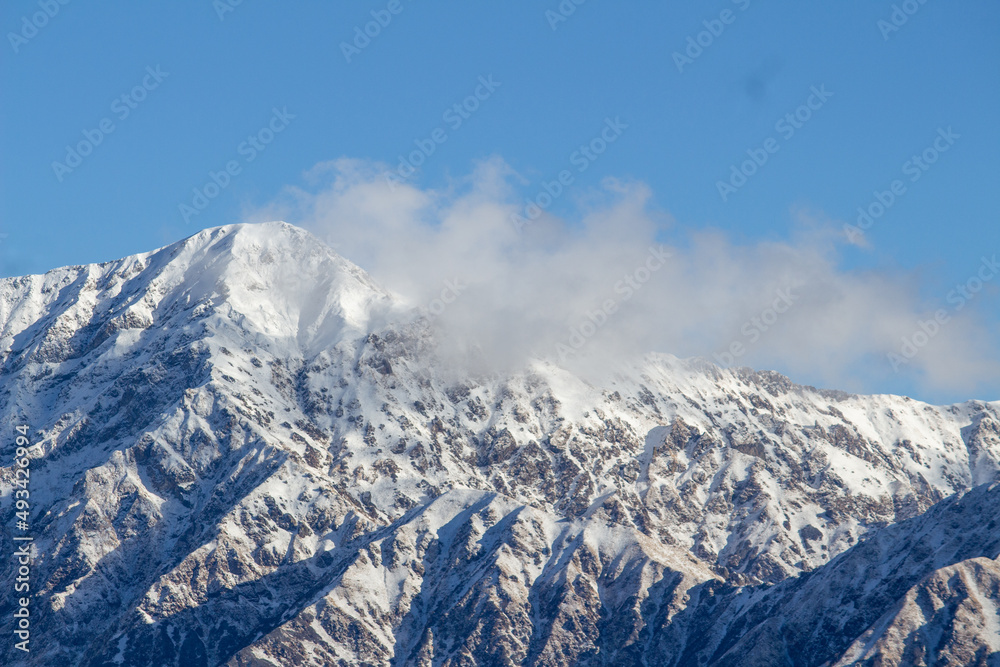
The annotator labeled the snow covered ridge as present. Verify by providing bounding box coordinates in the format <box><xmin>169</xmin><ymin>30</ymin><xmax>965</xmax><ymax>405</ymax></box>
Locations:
<box><xmin>0</xmin><ymin>221</ymin><xmax>997</xmax><ymax>666</ymax></box>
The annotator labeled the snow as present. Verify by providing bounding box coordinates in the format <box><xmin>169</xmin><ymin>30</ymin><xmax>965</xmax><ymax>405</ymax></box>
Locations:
<box><xmin>2</xmin><ymin>221</ymin><xmax>998</xmax><ymax>665</ymax></box>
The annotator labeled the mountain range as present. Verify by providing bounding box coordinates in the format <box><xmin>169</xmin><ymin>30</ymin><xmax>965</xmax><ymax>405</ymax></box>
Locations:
<box><xmin>1</xmin><ymin>222</ymin><xmax>997</xmax><ymax>666</ymax></box>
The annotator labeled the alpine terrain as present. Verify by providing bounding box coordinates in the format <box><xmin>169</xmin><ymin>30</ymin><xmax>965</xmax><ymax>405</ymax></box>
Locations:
<box><xmin>1</xmin><ymin>222</ymin><xmax>998</xmax><ymax>666</ymax></box>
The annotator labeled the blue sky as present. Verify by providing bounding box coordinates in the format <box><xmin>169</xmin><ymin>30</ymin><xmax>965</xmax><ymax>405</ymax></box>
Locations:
<box><xmin>1</xmin><ymin>1</ymin><xmax>998</xmax><ymax>402</ymax></box>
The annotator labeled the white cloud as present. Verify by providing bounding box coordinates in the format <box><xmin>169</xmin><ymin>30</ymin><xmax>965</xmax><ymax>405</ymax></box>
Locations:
<box><xmin>245</xmin><ymin>157</ymin><xmax>1000</xmax><ymax>402</ymax></box>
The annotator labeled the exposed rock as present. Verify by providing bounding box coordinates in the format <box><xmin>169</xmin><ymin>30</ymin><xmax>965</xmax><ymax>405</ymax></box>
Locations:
<box><xmin>0</xmin><ymin>223</ymin><xmax>997</xmax><ymax>666</ymax></box>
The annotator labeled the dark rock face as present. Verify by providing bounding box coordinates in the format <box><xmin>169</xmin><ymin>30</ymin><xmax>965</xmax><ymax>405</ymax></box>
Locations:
<box><xmin>1</xmin><ymin>223</ymin><xmax>998</xmax><ymax>666</ymax></box>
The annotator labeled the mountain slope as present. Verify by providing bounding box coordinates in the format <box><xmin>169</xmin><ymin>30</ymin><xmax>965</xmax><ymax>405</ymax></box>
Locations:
<box><xmin>660</xmin><ymin>481</ymin><xmax>1000</xmax><ymax>667</ymax></box>
<box><xmin>832</xmin><ymin>556</ymin><xmax>1000</xmax><ymax>667</ymax></box>
<box><xmin>1</xmin><ymin>222</ymin><xmax>997</xmax><ymax>666</ymax></box>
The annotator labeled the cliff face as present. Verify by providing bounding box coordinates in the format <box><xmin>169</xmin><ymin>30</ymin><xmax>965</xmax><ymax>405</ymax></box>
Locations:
<box><xmin>1</xmin><ymin>222</ymin><xmax>997</xmax><ymax>666</ymax></box>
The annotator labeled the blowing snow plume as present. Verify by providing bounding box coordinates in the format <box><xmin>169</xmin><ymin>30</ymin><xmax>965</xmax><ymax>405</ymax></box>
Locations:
<box><xmin>245</xmin><ymin>157</ymin><xmax>1000</xmax><ymax>401</ymax></box>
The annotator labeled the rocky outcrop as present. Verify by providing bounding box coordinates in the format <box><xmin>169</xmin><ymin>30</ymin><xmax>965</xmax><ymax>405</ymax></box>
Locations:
<box><xmin>1</xmin><ymin>223</ymin><xmax>998</xmax><ymax>666</ymax></box>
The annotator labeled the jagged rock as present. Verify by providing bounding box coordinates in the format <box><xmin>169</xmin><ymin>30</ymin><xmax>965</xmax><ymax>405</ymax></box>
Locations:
<box><xmin>0</xmin><ymin>223</ymin><xmax>997</xmax><ymax>666</ymax></box>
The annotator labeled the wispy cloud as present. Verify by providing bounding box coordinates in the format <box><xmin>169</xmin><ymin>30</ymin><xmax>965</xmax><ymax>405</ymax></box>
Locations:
<box><xmin>245</xmin><ymin>157</ymin><xmax>1000</xmax><ymax>402</ymax></box>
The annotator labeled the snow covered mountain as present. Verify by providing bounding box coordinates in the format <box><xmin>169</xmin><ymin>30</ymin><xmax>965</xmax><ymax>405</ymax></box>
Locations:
<box><xmin>1</xmin><ymin>222</ymin><xmax>997</xmax><ymax>666</ymax></box>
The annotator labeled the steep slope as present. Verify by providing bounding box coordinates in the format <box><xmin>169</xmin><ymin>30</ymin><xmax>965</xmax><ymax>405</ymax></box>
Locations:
<box><xmin>1</xmin><ymin>222</ymin><xmax>998</xmax><ymax>666</ymax></box>
<box><xmin>833</xmin><ymin>556</ymin><xmax>1000</xmax><ymax>667</ymax></box>
<box><xmin>657</xmin><ymin>481</ymin><xmax>1000</xmax><ymax>667</ymax></box>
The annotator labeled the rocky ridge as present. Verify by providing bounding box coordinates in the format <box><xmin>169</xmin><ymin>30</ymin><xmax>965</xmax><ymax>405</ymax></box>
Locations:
<box><xmin>0</xmin><ymin>222</ymin><xmax>997</xmax><ymax>666</ymax></box>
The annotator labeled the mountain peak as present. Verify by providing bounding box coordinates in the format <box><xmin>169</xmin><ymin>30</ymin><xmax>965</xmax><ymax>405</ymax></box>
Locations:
<box><xmin>2</xmin><ymin>223</ymin><xmax>999</xmax><ymax>666</ymax></box>
<box><xmin>0</xmin><ymin>221</ymin><xmax>394</xmax><ymax>367</ymax></box>
<box><xmin>159</xmin><ymin>221</ymin><xmax>396</xmax><ymax>354</ymax></box>
<box><xmin>180</xmin><ymin>220</ymin><xmax>316</xmax><ymax>251</ymax></box>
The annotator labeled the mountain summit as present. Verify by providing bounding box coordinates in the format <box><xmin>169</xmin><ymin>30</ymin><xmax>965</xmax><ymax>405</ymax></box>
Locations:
<box><xmin>1</xmin><ymin>223</ymin><xmax>998</xmax><ymax>666</ymax></box>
